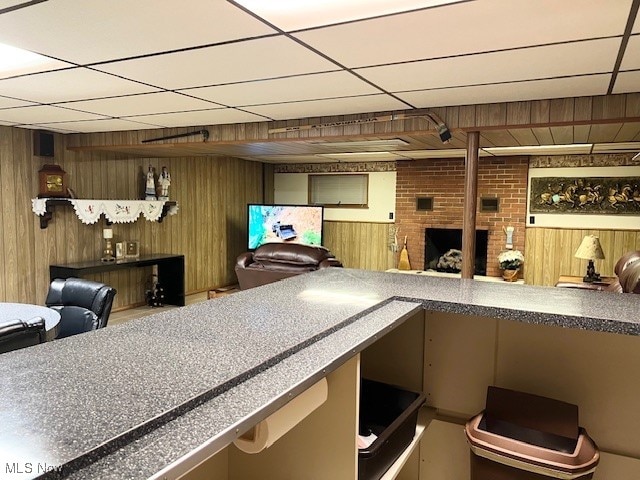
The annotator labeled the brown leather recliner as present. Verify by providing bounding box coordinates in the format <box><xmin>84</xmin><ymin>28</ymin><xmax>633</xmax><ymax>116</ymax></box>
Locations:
<box><xmin>235</xmin><ymin>243</ymin><xmax>342</xmax><ymax>290</ymax></box>
<box><xmin>615</xmin><ymin>250</ymin><xmax>640</xmax><ymax>293</ymax></box>
<box><xmin>555</xmin><ymin>251</ymin><xmax>640</xmax><ymax>293</ymax></box>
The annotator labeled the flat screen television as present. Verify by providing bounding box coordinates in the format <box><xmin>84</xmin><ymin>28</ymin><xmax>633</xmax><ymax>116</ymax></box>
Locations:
<box><xmin>247</xmin><ymin>204</ymin><xmax>324</xmax><ymax>250</ymax></box>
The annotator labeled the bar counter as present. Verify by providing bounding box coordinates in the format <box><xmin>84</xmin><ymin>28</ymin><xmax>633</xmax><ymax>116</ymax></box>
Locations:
<box><xmin>0</xmin><ymin>268</ymin><xmax>637</xmax><ymax>479</ymax></box>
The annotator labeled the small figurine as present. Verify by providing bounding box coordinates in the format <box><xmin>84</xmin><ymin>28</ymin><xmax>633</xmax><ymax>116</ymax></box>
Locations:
<box><xmin>145</xmin><ymin>164</ymin><xmax>156</xmax><ymax>201</ymax></box>
<box><xmin>158</xmin><ymin>166</ymin><xmax>171</xmax><ymax>200</ymax></box>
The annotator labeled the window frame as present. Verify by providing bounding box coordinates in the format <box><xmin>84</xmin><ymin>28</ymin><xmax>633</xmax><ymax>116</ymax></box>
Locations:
<box><xmin>307</xmin><ymin>173</ymin><xmax>369</xmax><ymax>208</ymax></box>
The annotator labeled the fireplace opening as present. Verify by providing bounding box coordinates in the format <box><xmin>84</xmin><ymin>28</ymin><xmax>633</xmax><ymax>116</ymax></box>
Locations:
<box><xmin>424</xmin><ymin>228</ymin><xmax>488</xmax><ymax>275</ymax></box>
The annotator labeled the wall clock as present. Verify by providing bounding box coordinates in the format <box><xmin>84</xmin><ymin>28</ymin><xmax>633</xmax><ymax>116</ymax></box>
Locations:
<box><xmin>38</xmin><ymin>164</ymin><xmax>69</xmax><ymax>198</ymax></box>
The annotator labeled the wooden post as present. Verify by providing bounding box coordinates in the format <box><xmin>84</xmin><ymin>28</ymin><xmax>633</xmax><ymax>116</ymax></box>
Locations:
<box><xmin>462</xmin><ymin>131</ymin><xmax>480</xmax><ymax>279</ymax></box>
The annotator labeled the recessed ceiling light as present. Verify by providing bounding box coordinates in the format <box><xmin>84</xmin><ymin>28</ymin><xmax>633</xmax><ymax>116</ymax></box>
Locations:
<box><xmin>482</xmin><ymin>144</ymin><xmax>593</xmax><ymax>155</ymax></box>
<box><xmin>591</xmin><ymin>142</ymin><xmax>640</xmax><ymax>153</ymax></box>
<box><xmin>312</xmin><ymin>139</ymin><xmax>409</xmax><ymax>149</ymax></box>
<box><xmin>316</xmin><ymin>152</ymin><xmax>404</xmax><ymax>161</ymax></box>
<box><xmin>0</xmin><ymin>42</ymin><xmax>61</xmax><ymax>78</ymax></box>
<box><xmin>396</xmin><ymin>149</ymin><xmax>468</xmax><ymax>158</ymax></box>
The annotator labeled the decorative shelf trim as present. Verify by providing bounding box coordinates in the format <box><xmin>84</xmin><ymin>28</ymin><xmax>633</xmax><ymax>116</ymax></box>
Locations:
<box><xmin>32</xmin><ymin>198</ymin><xmax>178</xmax><ymax>228</ymax></box>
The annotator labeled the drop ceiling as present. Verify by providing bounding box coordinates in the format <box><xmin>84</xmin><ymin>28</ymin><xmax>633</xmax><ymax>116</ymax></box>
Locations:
<box><xmin>0</xmin><ymin>0</ymin><xmax>639</xmax><ymax>162</ymax></box>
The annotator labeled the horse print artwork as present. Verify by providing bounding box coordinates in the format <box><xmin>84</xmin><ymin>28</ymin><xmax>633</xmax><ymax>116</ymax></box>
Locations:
<box><xmin>530</xmin><ymin>177</ymin><xmax>640</xmax><ymax>214</ymax></box>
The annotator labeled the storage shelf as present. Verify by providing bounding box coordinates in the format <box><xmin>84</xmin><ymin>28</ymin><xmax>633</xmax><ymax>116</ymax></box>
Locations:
<box><xmin>379</xmin><ymin>407</ymin><xmax>436</xmax><ymax>480</ymax></box>
<box><xmin>32</xmin><ymin>198</ymin><xmax>178</xmax><ymax>229</ymax></box>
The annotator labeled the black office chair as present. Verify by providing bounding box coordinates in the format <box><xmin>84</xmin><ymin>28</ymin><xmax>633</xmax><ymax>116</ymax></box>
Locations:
<box><xmin>45</xmin><ymin>277</ymin><xmax>117</xmax><ymax>339</ymax></box>
<box><xmin>0</xmin><ymin>317</ymin><xmax>46</xmax><ymax>354</ymax></box>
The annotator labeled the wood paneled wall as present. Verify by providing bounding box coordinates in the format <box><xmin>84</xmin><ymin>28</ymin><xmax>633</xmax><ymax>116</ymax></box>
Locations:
<box><xmin>524</xmin><ymin>227</ymin><xmax>640</xmax><ymax>286</ymax></box>
<box><xmin>323</xmin><ymin>221</ymin><xmax>395</xmax><ymax>271</ymax></box>
<box><xmin>0</xmin><ymin>126</ymin><xmax>263</xmax><ymax>309</ymax></box>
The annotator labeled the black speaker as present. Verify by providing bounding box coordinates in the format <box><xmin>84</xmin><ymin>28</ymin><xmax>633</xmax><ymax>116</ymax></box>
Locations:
<box><xmin>33</xmin><ymin>130</ymin><xmax>54</xmax><ymax>157</ymax></box>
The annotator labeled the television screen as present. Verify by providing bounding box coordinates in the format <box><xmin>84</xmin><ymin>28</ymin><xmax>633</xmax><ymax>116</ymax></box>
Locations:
<box><xmin>247</xmin><ymin>204</ymin><xmax>324</xmax><ymax>250</ymax></box>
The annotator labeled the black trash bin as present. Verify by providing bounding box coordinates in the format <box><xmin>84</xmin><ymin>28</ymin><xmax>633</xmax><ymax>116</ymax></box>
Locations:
<box><xmin>465</xmin><ymin>386</ymin><xmax>599</xmax><ymax>480</ymax></box>
<box><xmin>358</xmin><ymin>379</ymin><xmax>425</xmax><ymax>480</ymax></box>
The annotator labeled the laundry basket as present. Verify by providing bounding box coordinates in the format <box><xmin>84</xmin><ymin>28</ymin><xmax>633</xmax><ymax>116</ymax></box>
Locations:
<box><xmin>465</xmin><ymin>386</ymin><xmax>599</xmax><ymax>480</ymax></box>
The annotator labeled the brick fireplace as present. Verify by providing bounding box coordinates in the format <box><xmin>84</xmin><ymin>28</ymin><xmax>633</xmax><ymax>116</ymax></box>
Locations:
<box><xmin>395</xmin><ymin>157</ymin><xmax>528</xmax><ymax>278</ymax></box>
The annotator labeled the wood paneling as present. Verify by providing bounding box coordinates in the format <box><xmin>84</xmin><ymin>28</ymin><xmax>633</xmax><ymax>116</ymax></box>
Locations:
<box><xmin>524</xmin><ymin>227</ymin><xmax>640</xmax><ymax>286</ymax></box>
<box><xmin>66</xmin><ymin>93</ymin><xmax>640</xmax><ymax>163</ymax></box>
<box><xmin>323</xmin><ymin>221</ymin><xmax>395</xmax><ymax>271</ymax></box>
<box><xmin>0</xmin><ymin>126</ymin><xmax>263</xmax><ymax>309</ymax></box>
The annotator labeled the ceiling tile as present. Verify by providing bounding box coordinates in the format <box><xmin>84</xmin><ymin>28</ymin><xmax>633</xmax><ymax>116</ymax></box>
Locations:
<box><xmin>0</xmin><ymin>1</ymin><xmax>33</xmax><ymax>8</ymax></box>
<box><xmin>0</xmin><ymin>0</ymin><xmax>276</xmax><ymax>64</ymax></box>
<box><xmin>294</xmin><ymin>0</ymin><xmax>632</xmax><ymax>68</ymax></box>
<box><xmin>0</xmin><ymin>47</ymin><xmax>71</xmax><ymax>80</ymax></box>
<box><xmin>180</xmin><ymin>71</ymin><xmax>379</xmax><ymax>107</ymax></box>
<box><xmin>620</xmin><ymin>35</ymin><xmax>640</xmax><ymax>70</ymax></box>
<box><xmin>358</xmin><ymin>38</ymin><xmax>620</xmax><ymax>92</ymax></box>
<box><xmin>56</xmin><ymin>92</ymin><xmax>221</xmax><ymax>117</ymax></box>
<box><xmin>0</xmin><ymin>95</ymin><xmax>35</xmax><ymax>109</ymax></box>
<box><xmin>0</xmin><ymin>105</ymin><xmax>107</xmax><ymax>123</ymax></box>
<box><xmin>634</xmin><ymin>15</ymin><xmax>640</xmax><ymax>34</ymax></box>
<box><xmin>34</xmin><ymin>118</ymin><xmax>164</xmax><ymax>133</ymax></box>
<box><xmin>612</xmin><ymin>71</ymin><xmax>640</xmax><ymax>94</ymax></box>
<box><xmin>0</xmin><ymin>68</ymin><xmax>159</xmax><ymax>103</ymax></box>
<box><xmin>234</xmin><ymin>0</ymin><xmax>464</xmax><ymax>31</ymax></box>
<box><xmin>244</xmin><ymin>94</ymin><xmax>409</xmax><ymax>120</ymax></box>
<box><xmin>124</xmin><ymin>108</ymin><xmax>268</xmax><ymax>128</ymax></box>
<box><xmin>395</xmin><ymin>75</ymin><xmax>611</xmax><ymax>108</ymax></box>
<box><xmin>94</xmin><ymin>37</ymin><xmax>338</xmax><ymax>90</ymax></box>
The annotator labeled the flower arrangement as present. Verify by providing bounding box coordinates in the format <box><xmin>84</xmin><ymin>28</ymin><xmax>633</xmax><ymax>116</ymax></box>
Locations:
<box><xmin>498</xmin><ymin>250</ymin><xmax>524</xmax><ymax>270</ymax></box>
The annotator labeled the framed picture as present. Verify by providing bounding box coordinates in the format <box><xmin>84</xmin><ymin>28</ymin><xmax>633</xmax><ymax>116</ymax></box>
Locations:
<box><xmin>115</xmin><ymin>242</ymin><xmax>125</xmax><ymax>259</ymax></box>
<box><xmin>125</xmin><ymin>241</ymin><xmax>140</xmax><ymax>258</ymax></box>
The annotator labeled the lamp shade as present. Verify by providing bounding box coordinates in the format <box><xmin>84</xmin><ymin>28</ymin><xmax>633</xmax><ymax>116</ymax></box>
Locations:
<box><xmin>103</xmin><ymin>228</ymin><xmax>113</xmax><ymax>239</ymax></box>
<box><xmin>574</xmin><ymin>235</ymin><xmax>605</xmax><ymax>260</ymax></box>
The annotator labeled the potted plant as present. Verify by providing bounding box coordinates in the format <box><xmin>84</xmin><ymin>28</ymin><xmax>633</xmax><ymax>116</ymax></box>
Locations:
<box><xmin>498</xmin><ymin>250</ymin><xmax>524</xmax><ymax>282</ymax></box>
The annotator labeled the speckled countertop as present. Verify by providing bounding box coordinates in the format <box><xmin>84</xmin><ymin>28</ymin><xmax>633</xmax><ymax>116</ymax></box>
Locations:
<box><xmin>0</xmin><ymin>268</ymin><xmax>638</xmax><ymax>479</ymax></box>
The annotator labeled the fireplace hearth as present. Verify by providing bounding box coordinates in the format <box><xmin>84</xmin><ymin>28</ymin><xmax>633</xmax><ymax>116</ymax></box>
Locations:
<box><xmin>424</xmin><ymin>228</ymin><xmax>488</xmax><ymax>275</ymax></box>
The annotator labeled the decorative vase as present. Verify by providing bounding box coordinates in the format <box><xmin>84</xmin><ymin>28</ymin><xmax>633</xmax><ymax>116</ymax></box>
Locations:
<box><xmin>502</xmin><ymin>269</ymin><xmax>519</xmax><ymax>282</ymax></box>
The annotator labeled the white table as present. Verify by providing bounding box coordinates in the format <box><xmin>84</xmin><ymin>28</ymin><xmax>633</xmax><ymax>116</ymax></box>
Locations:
<box><xmin>0</xmin><ymin>303</ymin><xmax>61</xmax><ymax>341</ymax></box>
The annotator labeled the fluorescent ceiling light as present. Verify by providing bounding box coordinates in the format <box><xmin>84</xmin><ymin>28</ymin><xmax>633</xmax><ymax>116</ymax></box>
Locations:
<box><xmin>591</xmin><ymin>142</ymin><xmax>640</xmax><ymax>153</ymax></box>
<box><xmin>0</xmin><ymin>42</ymin><xmax>64</xmax><ymax>78</ymax></box>
<box><xmin>235</xmin><ymin>1</ymin><xmax>465</xmax><ymax>30</ymax></box>
<box><xmin>312</xmin><ymin>139</ymin><xmax>409</xmax><ymax>149</ymax></box>
<box><xmin>482</xmin><ymin>144</ymin><xmax>593</xmax><ymax>156</ymax></box>
<box><xmin>316</xmin><ymin>152</ymin><xmax>404</xmax><ymax>161</ymax></box>
<box><xmin>396</xmin><ymin>149</ymin><xmax>467</xmax><ymax>158</ymax></box>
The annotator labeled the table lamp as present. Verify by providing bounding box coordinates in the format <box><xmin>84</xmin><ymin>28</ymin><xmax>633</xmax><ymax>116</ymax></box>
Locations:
<box><xmin>574</xmin><ymin>235</ymin><xmax>605</xmax><ymax>282</ymax></box>
<box><xmin>101</xmin><ymin>228</ymin><xmax>115</xmax><ymax>263</ymax></box>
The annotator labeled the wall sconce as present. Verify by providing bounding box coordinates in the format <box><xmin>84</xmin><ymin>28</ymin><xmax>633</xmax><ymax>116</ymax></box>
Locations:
<box><xmin>574</xmin><ymin>235</ymin><xmax>605</xmax><ymax>282</ymax></box>
<box><xmin>101</xmin><ymin>228</ymin><xmax>115</xmax><ymax>263</ymax></box>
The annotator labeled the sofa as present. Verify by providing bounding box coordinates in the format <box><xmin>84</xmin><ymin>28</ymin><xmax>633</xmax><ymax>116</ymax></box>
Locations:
<box><xmin>235</xmin><ymin>243</ymin><xmax>342</xmax><ymax>290</ymax></box>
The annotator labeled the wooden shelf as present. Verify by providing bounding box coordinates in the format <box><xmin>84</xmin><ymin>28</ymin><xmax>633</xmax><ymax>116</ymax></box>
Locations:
<box><xmin>33</xmin><ymin>198</ymin><xmax>177</xmax><ymax>229</ymax></box>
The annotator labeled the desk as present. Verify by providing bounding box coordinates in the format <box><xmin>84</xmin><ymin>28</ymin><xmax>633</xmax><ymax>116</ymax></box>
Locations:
<box><xmin>556</xmin><ymin>275</ymin><xmax>616</xmax><ymax>291</ymax></box>
<box><xmin>50</xmin><ymin>254</ymin><xmax>185</xmax><ymax>306</ymax></box>
<box><xmin>0</xmin><ymin>303</ymin><xmax>60</xmax><ymax>341</ymax></box>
